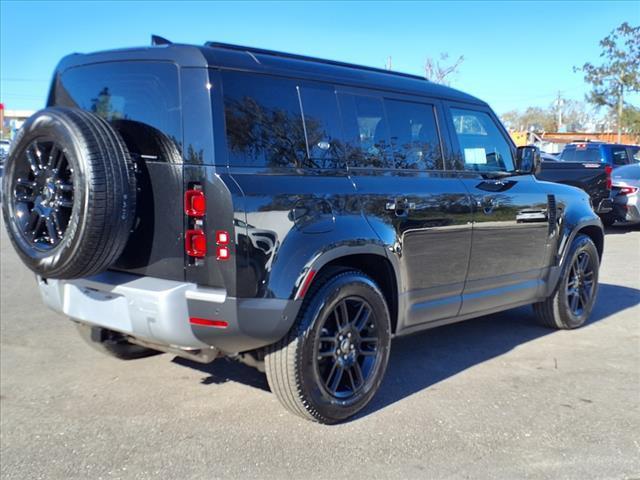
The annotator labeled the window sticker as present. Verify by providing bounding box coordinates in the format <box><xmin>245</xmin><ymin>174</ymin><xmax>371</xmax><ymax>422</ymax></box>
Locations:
<box><xmin>464</xmin><ymin>147</ymin><xmax>487</xmax><ymax>164</ymax></box>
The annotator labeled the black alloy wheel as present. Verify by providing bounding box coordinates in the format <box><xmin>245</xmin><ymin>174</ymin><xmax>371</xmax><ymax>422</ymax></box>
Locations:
<box><xmin>314</xmin><ymin>296</ymin><xmax>381</xmax><ymax>399</ymax></box>
<box><xmin>565</xmin><ymin>250</ymin><xmax>596</xmax><ymax>318</ymax></box>
<box><xmin>11</xmin><ymin>139</ymin><xmax>74</xmax><ymax>250</ymax></box>
<box><xmin>265</xmin><ymin>269</ymin><xmax>391</xmax><ymax>424</ymax></box>
<box><xmin>533</xmin><ymin>233</ymin><xmax>600</xmax><ymax>329</ymax></box>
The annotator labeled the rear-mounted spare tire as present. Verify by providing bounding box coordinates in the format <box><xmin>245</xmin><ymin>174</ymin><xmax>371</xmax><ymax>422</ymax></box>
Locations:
<box><xmin>1</xmin><ymin>107</ymin><xmax>137</xmax><ymax>279</ymax></box>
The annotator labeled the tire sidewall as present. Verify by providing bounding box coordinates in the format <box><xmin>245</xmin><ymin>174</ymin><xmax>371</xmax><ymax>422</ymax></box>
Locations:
<box><xmin>1</xmin><ymin>111</ymin><xmax>90</xmax><ymax>277</ymax></box>
<box><xmin>297</xmin><ymin>273</ymin><xmax>391</xmax><ymax>422</ymax></box>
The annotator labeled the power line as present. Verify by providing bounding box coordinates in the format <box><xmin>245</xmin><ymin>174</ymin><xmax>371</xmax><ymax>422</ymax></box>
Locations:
<box><xmin>1</xmin><ymin>78</ymin><xmax>49</xmax><ymax>82</ymax></box>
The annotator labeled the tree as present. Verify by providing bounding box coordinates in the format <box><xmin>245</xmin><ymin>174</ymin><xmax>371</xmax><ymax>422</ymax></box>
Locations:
<box><xmin>575</xmin><ymin>22</ymin><xmax>640</xmax><ymax>142</ymax></box>
<box><xmin>501</xmin><ymin>107</ymin><xmax>555</xmax><ymax>132</ymax></box>
<box><xmin>621</xmin><ymin>105</ymin><xmax>640</xmax><ymax>138</ymax></box>
<box><xmin>424</xmin><ymin>53</ymin><xmax>464</xmax><ymax>85</ymax></box>
<box><xmin>502</xmin><ymin>100</ymin><xmax>593</xmax><ymax>133</ymax></box>
<box><xmin>559</xmin><ymin>99</ymin><xmax>589</xmax><ymax>132</ymax></box>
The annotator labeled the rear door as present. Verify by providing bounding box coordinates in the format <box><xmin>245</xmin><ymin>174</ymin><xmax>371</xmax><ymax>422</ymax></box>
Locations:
<box><xmin>338</xmin><ymin>90</ymin><xmax>473</xmax><ymax>328</ymax></box>
<box><xmin>444</xmin><ymin>104</ymin><xmax>551</xmax><ymax>315</ymax></box>
<box><xmin>52</xmin><ymin>61</ymin><xmax>186</xmax><ymax>281</ymax></box>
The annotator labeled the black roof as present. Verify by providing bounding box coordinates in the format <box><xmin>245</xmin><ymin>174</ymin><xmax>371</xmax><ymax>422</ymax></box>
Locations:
<box><xmin>55</xmin><ymin>42</ymin><xmax>486</xmax><ymax>106</ymax></box>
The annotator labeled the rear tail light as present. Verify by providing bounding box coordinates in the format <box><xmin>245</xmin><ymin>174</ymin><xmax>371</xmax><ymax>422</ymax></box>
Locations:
<box><xmin>605</xmin><ymin>165</ymin><xmax>612</xmax><ymax>190</ymax></box>
<box><xmin>216</xmin><ymin>246</ymin><xmax>230</xmax><ymax>261</ymax></box>
<box><xmin>184</xmin><ymin>184</ymin><xmax>232</xmax><ymax>262</ymax></box>
<box><xmin>215</xmin><ymin>230</ymin><xmax>230</xmax><ymax>260</ymax></box>
<box><xmin>185</xmin><ymin>229</ymin><xmax>207</xmax><ymax>258</ymax></box>
<box><xmin>216</xmin><ymin>230</ymin><xmax>229</xmax><ymax>245</ymax></box>
<box><xmin>185</xmin><ymin>189</ymin><xmax>206</xmax><ymax>217</ymax></box>
<box><xmin>619</xmin><ymin>186</ymin><xmax>638</xmax><ymax>195</ymax></box>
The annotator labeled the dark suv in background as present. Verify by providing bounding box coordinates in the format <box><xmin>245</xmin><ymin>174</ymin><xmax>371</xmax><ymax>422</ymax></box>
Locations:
<box><xmin>560</xmin><ymin>141</ymin><xmax>639</xmax><ymax>167</ymax></box>
<box><xmin>1</xmin><ymin>39</ymin><xmax>604</xmax><ymax>423</ymax></box>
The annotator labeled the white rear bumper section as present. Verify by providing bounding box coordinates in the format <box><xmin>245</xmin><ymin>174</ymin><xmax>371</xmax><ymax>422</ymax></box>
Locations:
<box><xmin>38</xmin><ymin>271</ymin><xmax>225</xmax><ymax>349</ymax></box>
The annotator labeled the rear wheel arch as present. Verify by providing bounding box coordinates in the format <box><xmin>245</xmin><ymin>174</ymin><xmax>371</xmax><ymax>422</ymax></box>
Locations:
<box><xmin>557</xmin><ymin>219</ymin><xmax>604</xmax><ymax>269</ymax></box>
<box><xmin>304</xmin><ymin>253</ymin><xmax>399</xmax><ymax>334</ymax></box>
<box><xmin>576</xmin><ymin>225</ymin><xmax>604</xmax><ymax>261</ymax></box>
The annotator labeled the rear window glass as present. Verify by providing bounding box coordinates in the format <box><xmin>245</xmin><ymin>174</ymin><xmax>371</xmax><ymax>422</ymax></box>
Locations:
<box><xmin>560</xmin><ymin>147</ymin><xmax>602</xmax><ymax>163</ymax></box>
<box><xmin>55</xmin><ymin>62</ymin><xmax>182</xmax><ymax>162</ymax></box>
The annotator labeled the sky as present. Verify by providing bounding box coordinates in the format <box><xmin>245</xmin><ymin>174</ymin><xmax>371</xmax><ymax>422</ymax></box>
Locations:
<box><xmin>1</xmin><ymin>0</ymin><xmax>639</xmax><ymax>115</ymax></box>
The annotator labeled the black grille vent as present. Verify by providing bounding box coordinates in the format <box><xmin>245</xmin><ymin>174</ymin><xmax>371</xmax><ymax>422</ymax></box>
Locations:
<box><xmin>547</xmin><ymin>194</ymin><xmax>557</xmax><ymax>235</ymax></box>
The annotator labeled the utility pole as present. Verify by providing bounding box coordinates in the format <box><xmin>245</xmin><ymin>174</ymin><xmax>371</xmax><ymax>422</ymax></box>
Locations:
<box><xmin>386</xmin><ymin>56</ymin><xmax>392</xmax><ymax>71</ymax></box>
<box><xmin>555</xmin><ymin>91</ymin><xmax>564</xmax><ymax>132</ymax></box>
<box><xmin>617</xmin><ymin>82</ymin><xmax>623</xmax><ymax>143</ymax></box>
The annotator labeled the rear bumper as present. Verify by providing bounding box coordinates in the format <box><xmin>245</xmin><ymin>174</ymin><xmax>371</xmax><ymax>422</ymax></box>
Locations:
<box><xmin>38</xmin><ymin>271</ymin><xmax>299</xmax><ymax>354</ymax></box>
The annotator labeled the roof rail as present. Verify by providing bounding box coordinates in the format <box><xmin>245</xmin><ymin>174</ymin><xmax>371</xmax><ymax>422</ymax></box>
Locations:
<box><xmin>204</xmin><ymin>41</ymin><xmax>427</xmax><ymax>82</ymax></box>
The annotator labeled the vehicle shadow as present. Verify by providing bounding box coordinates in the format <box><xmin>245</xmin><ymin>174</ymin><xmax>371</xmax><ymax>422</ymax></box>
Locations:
<box><xmin>173</xmin><ymin>283</ymin><xmax>639</xmax><ymax>419</ymax></box>
<box><xmin>173</xmin><ymin>355</ymin><xmax>270</xmax><ymax>391</ymax></box>
<box><xmin>605</xmin><ymin>223</ymin><xmax>639</xmax><ymax>235</ymax></box>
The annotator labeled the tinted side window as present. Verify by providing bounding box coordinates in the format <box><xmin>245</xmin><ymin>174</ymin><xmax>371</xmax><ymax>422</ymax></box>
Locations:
<box><xmin>631</xmin><ymin>147</ymin><xmax>640</xmax><ymax>163</ymax></box>
<box><xmin>560</xmin><ymin>148</ymin><xmax>576</xmax><ymax>161</ymax></box>
<box><xmin>222</xmin><ymin>72</ymin><xmax>307</xmax><ymax>168</ymax></box>
<box><xmin>298</xmin><ymin>84</ymin><xmax>344</xmax><ymax>169</ymax></box>
<box><xmin>451</xmin><ymin>108</ymin><xmax>514</xmax><ymax>172</ymax></box>
<box><xmin>611</xmin><ymin>146</ymin><xmax>629</xmax><ymax>166</ymax></box>
<box><xmin>338</xmin><ymin>93</ymin><xmax>391</xmax><ymax>168</ymax></box>
<box><xmin>385</xmin><ymin>99</ymin><xmax>443</xmax><ymax>170</ymax></box>
<box><xmin>55</xmin><ymin>62</ymin><xmax>182</xmax><ymax>162</ymax></box>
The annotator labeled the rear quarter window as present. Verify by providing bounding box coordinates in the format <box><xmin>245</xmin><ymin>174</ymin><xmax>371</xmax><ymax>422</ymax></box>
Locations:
<box><xmin>611</xmin><ymin>146</ymin><xmax>630</xmax><ymax>166</ymax></box>
<box><xmin>222</xmin><ymin>71</ymin><xmax>307</xmax><ymax>168</ymax></box>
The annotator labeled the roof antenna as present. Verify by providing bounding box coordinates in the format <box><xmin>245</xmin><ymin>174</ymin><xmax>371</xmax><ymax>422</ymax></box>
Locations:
<box><xmin>151</xmin><ymin>35</ymin><xmax>172</xmax><ymax>46</ymax></box>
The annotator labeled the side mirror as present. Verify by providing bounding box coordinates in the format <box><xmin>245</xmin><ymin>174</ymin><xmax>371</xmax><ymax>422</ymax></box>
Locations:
<box><xmin>515</xmin><ymin>145</ymin><xmax>541</xmax><ymax>175</ymax></box>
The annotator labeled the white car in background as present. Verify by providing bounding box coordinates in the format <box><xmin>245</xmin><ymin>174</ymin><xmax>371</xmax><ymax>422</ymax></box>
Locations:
<box><xmin>609</xmin><ymin>164</ymin><xmax>640</xmax><ymax>224</ymax></box>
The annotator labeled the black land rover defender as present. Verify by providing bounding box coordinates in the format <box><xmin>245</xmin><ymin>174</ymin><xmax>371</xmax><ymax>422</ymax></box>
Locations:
<box><xmin>1</xmin><ymin>39</ymin><xmax>604</xmax><ymax>424</ymax></box>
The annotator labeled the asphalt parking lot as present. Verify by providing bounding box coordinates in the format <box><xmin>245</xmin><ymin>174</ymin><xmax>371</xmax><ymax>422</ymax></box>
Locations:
<box><xmin>1</xmin><ymin>222</ymin><xmax>639</xmax><ymax>480</ymax></box>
